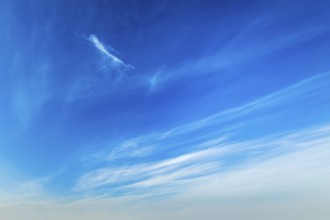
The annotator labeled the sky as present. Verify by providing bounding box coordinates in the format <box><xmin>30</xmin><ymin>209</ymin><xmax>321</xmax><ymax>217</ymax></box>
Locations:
<box><xmin>1</xmin><ymin>0</ymin><xmax>330</xmax><ymax>219</ymax></box>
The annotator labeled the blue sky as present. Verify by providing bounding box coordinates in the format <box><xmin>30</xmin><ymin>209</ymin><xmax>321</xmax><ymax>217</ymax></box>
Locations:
<box><xmin>1</xmin><ymin>0</ymin><xmax>330</xmax><ymax>219</ymax></box>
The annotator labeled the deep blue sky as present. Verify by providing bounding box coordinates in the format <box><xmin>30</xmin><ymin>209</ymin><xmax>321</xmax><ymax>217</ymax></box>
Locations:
<box><xmin>1</xmin><ymin>0</ymin><xmax>330</xmax><ymax>217</ymax></box>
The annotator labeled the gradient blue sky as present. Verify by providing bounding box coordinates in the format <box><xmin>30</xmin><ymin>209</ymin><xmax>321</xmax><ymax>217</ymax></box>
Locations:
<box><xmin>1</xmin><ymin>0</ymin><xmax>330</xmax><ymax>219</ymax></box>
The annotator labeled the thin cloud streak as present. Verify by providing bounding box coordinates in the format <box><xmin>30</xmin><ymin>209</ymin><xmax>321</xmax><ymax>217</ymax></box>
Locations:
<box><xmin>88</xmin><ymin>34</ymin><xmax>134</xmax><ymax>70</ymax></box>
<box><xmin>183</xmin><ymin>131</ymin><xmax>330</xmax><ymax>200</ymax></box>
<box><xmin>145</xmin><ymin>24</ymin><xmax>330</xmax><ymax>91</ymax></box>
<box><xmin>158</xmin><ymin>71</ymin><xmax>330</xmax><ymax>138</ymax></box>
<box><xmin>90</xmin><ymin>71</ymin><xmax>330</xmax><ymax>165</ymax></box>
<box><xmin>75</xmin><ymin>71</ymin><xmax>330</xmax><ymax>199</ymax></box>
<box><xmin>75</xmin><ymin>125</ymin><xmax>330</xmax><ymax>197</ymax></box>
<box><xmin>74</xmin><ymin>147</ymin><xmax>226</xmax><ymax>191</ymax></box>
<box><xmin>88</xmin><ymin>35</ymin><xmax>125</xmax><ymax>65</ymax></box>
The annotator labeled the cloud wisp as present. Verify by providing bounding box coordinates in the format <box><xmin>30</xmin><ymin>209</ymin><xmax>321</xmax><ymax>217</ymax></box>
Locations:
<box><xmin>74</xmin><ymin>71</ymin><xmax>330</xmax><ymax>199</ymax></box>
<box><xmin>75</xmin><ymin>124</ymin><xmax>330</xmax><ymax>199</ymax></box>
<box><xmin>75</xmin><ymin>147</ymin><xmax>226</xmax><ymax>192</ymax></box>
<box><xmin>88</xmin><ymin>34</ymin><xmax>134</xmax><ymax>73</ymax></box>
<box><xmin>90</xmin><ymin>71</ymin><xmax>330</xmax><ymax>164</ymax></box>
<box><xmin>145</xmin><ymin>22</ymin><xmax>330</xmax><ymax>92</ymax></box>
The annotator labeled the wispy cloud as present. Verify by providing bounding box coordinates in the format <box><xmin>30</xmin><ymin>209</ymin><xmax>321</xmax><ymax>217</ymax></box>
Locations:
<box><xmin>181</xmin><ymin>128</ymin><xmax>330</xmax><ymax>200</ymax></box>
<box><xmin>90</xmin><ymin>71</ymin><xmax>330</xmax><ymax>165</ymax></box>
<box><xmin>76</xmin><ymin>125</ymin><xmax>330</xmax><ymax>199</ymax></box>
<box><xmin>75</xmin><ymin>71</ymin><xmax>330</xmax><ymax>198</ymax></box>
<box><xmin>145</xmin><ymin>24</ymin><xmax>330</xmax><ymax>91</ymax></box>
<box><xmin>88</xmin><ymin>35</ymin><xmax>124</xmax><ymax>65</ymax></box>
<box><xmin>105</xmin><ymin>139</ymin><xmax>154</xmax><ymax>160</ymax></box>
<box><xmin>75</xmin><ymin>147</ymin><xmax>226</xmax><ymax>192</ymax></box>
<box><xmin>88</xmin><ymin>34</ymin><xmax>134</xmax><ymax>71</ymax></box>
<box><xmin>156</xmin><ymin>71</ymin><xmax>330</xmax><ymax>139</ymax></box>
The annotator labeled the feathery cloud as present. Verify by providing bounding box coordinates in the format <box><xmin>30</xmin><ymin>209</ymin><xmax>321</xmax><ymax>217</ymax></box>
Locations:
<box><xmin>88</xmin><ymin>34</ymin><xmax>134</xmax><ymax>71</ymax></box>
<box><xmin>76</xmin><ymin>125</ymin><xmax>330</xmax><ymax>199</ymax></box>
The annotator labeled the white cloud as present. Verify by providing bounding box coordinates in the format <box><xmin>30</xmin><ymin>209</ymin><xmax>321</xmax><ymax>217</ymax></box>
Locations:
<box><xmin>75</xmin><ymin>147</ymin><xmax>227</xmax><ymax>191</ymax></box>
<box><xmin>179</xmin><ymin>139</ymin><xmax>330</xmax><ymax>203</ymax></box>
<box><xmin>157</xmin><ymin>71</ymin><xmax>330</xmax><ymax>139</ymax></box>
<box><xmin>75</xmin><ymin>124</ymin><xmax>330</xmax><ymax>199</ymax></box>
<box><xmin>145</xmin><ymin>24</ymin><xmax>330</xmax><ymax>90</ymax></box>
<box><xmin>2</xmin><ymin>126</ymin><xmax>330</xmax><ymax>220</ymax></box>
<box><xmin>88</xmin><ymin>34</ymin><xmax>134</xmax><ymax>70</ymax></box>
<box><xmin>93</xmin><ymin>71</ymin><xmax>330</xmax><ymax>164</ymax></box>
<box><xmin>105</xmin><ymin>139</ymin><xmax>154</xmax><ymax>160</ymax></box>
<box><xmin>76</xmin><ymin>71</ymin><xmax>330</xmax><ymax>197</ymax></box>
